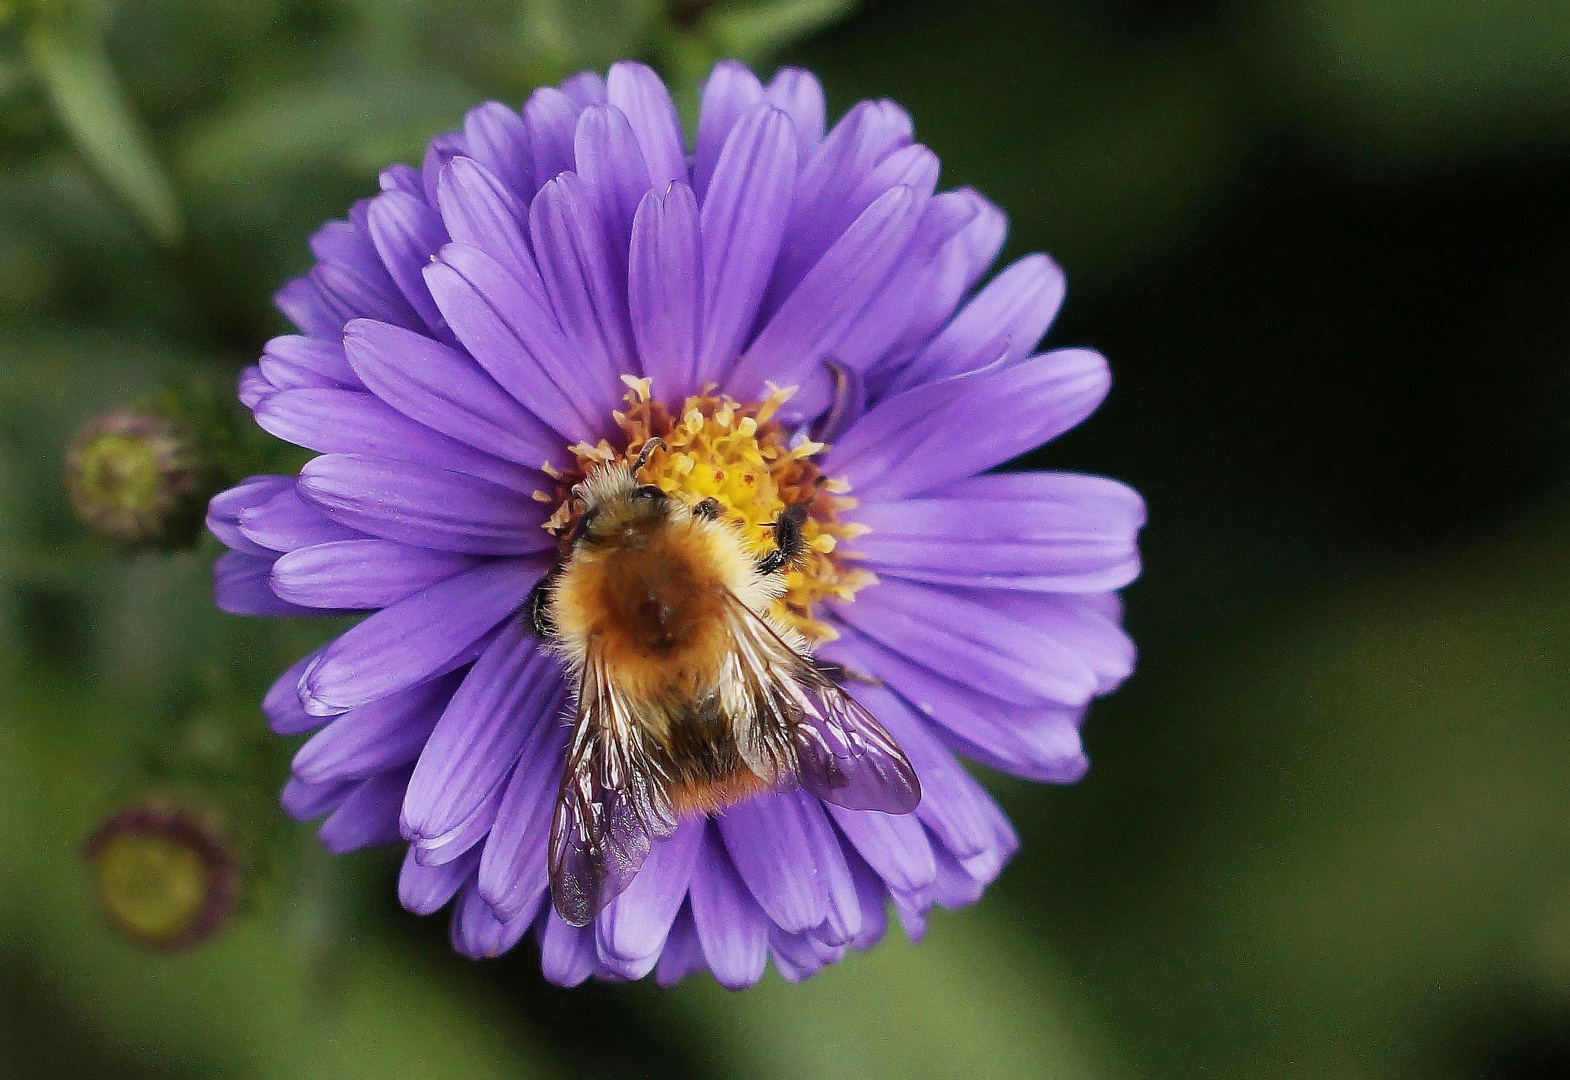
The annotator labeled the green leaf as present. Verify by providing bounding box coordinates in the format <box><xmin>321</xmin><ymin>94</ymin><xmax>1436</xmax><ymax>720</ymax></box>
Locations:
<box><xmin>23</xmin><ymin>16</ymin><xmax>183</xmax><ymax>244</ymax></box>
<box><xmin>176</xmin><ymin>70</ymin><xmax>473</xmax><ymax>187</ymax></box>
<box><xmin>704</xmin><ymin>0</ymin><xmax>860</xmax><ymax>61</ymax></box>
<box><xmin>512</xmin><ymin>0</ymin><xmax>655</xmax><ymax>78</ymax></box>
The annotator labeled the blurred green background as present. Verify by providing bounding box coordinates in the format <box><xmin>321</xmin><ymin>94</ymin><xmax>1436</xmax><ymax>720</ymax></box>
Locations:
<box><xmin>3</xmin><ymin>0</ymin><xmax>1569</xmax><ymax>1077</ymax></box>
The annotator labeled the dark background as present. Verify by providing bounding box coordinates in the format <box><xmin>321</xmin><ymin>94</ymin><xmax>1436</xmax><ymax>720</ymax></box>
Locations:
<box><xmin>2</xmin><ymin>1</ymin><xmax>1568</xmax><ymax>1076</ymax></box>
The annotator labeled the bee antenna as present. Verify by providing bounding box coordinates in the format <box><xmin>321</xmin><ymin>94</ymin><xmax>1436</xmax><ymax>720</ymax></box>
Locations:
<box><xmin>631</xmin><ymin>437</ymin><xmax>666</xmax><ymax>474</ymax></box>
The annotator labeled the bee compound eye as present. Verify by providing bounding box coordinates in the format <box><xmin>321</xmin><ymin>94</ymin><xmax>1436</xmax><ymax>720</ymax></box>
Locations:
<box><xmin>632</xmin><ymin>485</ymin><xmax>666</xmax><ymax>502</ymax></box>
<box><xmin>567</xmin><ymin>506</ymin><xmax>598</xmax><ymax>543</ymax></box>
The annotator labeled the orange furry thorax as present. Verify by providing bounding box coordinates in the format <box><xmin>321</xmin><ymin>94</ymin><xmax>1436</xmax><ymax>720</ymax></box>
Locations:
<box><xmin>549</xmin><ymin>513</ymin><xmax>742</xmax><ymax>703</ymax></box>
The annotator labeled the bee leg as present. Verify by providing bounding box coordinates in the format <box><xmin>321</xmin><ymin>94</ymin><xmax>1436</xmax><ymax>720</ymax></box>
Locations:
<box><xmin>692</xmin><ymin>497</ymin><xmax>723</xmax><ymax>521</ymax></box>
<box><xmin>527</xmin><ymin>570</ymin><xmax>558</xmax><ymax>638</ymax></box>
<box><xmin>813</xmin><ymin>659</ymin><xmax>883</xmax><ymax>687</ymax></box>
<box><xmin>757</xmin><ymin>504</ymin><xmax>809</xmax><ymax>575</ymax></box>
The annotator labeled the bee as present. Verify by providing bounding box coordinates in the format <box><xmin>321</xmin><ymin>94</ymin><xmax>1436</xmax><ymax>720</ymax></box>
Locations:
<box><xmin>529</xmin><ymin>442</ymin><xmax>921</xmax><ymax>926</ymax></box>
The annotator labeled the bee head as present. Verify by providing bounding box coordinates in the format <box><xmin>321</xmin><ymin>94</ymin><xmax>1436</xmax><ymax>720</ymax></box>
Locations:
<box><xmin>569</xmin><ymin>461</ymin><xmax>671</xmax><ymax>547</ymax></box>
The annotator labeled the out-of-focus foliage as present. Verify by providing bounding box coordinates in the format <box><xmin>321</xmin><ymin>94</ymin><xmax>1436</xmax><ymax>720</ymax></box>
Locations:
<box><xmin>2</xmin><ymin>0</ymin><xmax>1568</xmax><ymax>1077</ymax></box>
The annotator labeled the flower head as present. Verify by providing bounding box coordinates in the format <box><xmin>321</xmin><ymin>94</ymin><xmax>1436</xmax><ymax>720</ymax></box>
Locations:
<box><xmin>210</xmin><ymin>60</ymin><xmax>1144</xmax><ymax>987</ymax></box>
<box><xmin>67</xmin><ymin>407</ymin><xmax>213</xmax><ymax>547</ymax></box>
<box><xmin>84</xmin><ymin>797</ymin><xmax>240</xmax><ymax>951</ymax></box>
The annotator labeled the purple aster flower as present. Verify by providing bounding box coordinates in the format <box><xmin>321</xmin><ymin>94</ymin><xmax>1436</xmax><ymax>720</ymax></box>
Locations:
<box><xmin>209</xmin><ymin>60</ymin><xmax>1144</xmax><ymax>987</ymax></box>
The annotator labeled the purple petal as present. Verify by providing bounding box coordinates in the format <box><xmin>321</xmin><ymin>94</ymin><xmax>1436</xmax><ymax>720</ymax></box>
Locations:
<box><xmin>825</xmin><ymin>348</ymin><xmax>1111</xmax><ymax>501</ymax></box>
<box><xmin>342</xmin><ymin>318</ymin><xmax>563</xmax><ymax>470</ymax></box>
<box><xmin>426</xmin><ymin>242</ymin><xmax>615</xmax><ymax>443</ymax></box>
<box><xmin>849</xmin><ymin>472</ymin><xmax>1144</xmax><ymax>593</ymax></box>
<box><xmin>829</xmin><ymin>801</ymin><xmax>937</xmax><ymax>897</ymax></box>
<box><xmin>607</xmin><ymin>62</ymin><xmax>686</xmax><ymax>189</ymax></box>
<box><xmin>299</xmin><ymin>557</ymin><xmax>543</xmax><ymax>715</ymax></box>
<box><xmin>419</xmin><ymin>132</ymin><xmax>467</xmax><ymax>209</ymax></box>
<box><xmin>715</xmin><ymin>789</ymin><xmax>828</xmax><ymax>934</ymax></box>
<box><xmin>274</xmin><ymin>276</ymin><xmax>338</xmax><ymax>337</ymax></box>
<box><xmin>863</xmin><ymin>189</ymin><xmax>1008</xmax><ymax>377</ymax></box>
<box><xmin>627</xmin><ymin>182</ymin><xmax>702</xmax><ymax>396</ymax></box>
<box><xmin>540</xmin><ymin>908</ymin><xmax>598</xmax><ymax>986</ymax></box>
<box><xmin>375</xmin><ymin>160</ymin><xmax>417</xmax><ymax>198</ymax></box>
<box><xmin>237</xmin><ymin>365</ymin><xmax>272</xmax><ymax>410</ymax></box>
<box><xmin>214</xmin><ymin>550</ymin><xmax>319</xmax><ymax>616</ymax></box>
<box><xmin>828</xmin><ymin>628</ymin><xmax>1088</xmax><ymax>783</ymax></box>
<box><xmin>846</xmin><ymin>682</ymin><xmax>1019</xmax><ymax>875</ymax></box>
<box><xmin>365</xmin><ymin>190</ymin><xmax>451</xmax><ymax>340</ymax></box>
<box><xmin>693</xmin><ymin>61</ymin><xmax>765</xmax><ymax>201</ymax></box>
<box><xmin>451</xmin><ymin>879</ymin><xmax>534</xmax><ymax>960</ymax></box>
<box><xmin>886</xmin><ymin>254</ymin><xmax>1067</xmax><ymax>395</ymax></box>
<box><xmin>292</xmin><ymin>672</ymin><xmax>456</xmax><ymax>784</ymax></box>
<box><xmin>271</xmin><ymin>539</ymin><xmax>476</xmax><ymax>610</ymax></box>
<box><xmin>255</xmin><ymin>387</ymin><xmax>542</xmax><ymax>493</ymax></box>
<box><xmin>281</xmin><ymin>776</ymin><xmax>353</xmax><ymax>820</ymax></box>
<box><xmin>966</xmin><ymin>589</ymin><xmax>1137</xmax><ymax>695</ymax></box>
<box><xmin>475</xmin><ymin>675</ymin><xmax>569</xmax><ymax>922</ymax></box>
<box><xmin>436</xmin><ymin>157</ymin><xmax>534</xmax><ymax>283</ymax></box>
<box><xmin>654</xmin><ymin>905</ymin><xmax>705</xmax><ymax>987</ymax></box>
<box><xmin>830</xmin><ymin>577</ymin><xmax>1098</xmax><ymax>708</ymax></box>
<box><xmin>264</xmin><ymin>649</ymin><xmax>326</xmax><ymax>735</ymax></box>
<box><xmin>694</xmin><ymin>106</ymin><xmax>798</xmax><ymax>387</ymax></box>
<box><xmin>320</xmin><ymin>768</ymin><xmax>411</xmax><ymax>853</ymax></box>
<box><xmin>259</xmin><ymin>334</ymin><xmax>358</xmax><ymax>391</ymax></box>
<box><xmin>770</xmin><ymin>929</ymin><xmax>833</xmax><ymax>983</ymax></box>
<box><xmin>402</xmin><ymin>621</ymin><xmax>559</xmax><ymax>844</ymax></box>
<box><xmin>689</xmin><ymin>828</ymin><xmax>769</xmax><ymax>989</ymax></box>
<box><xmin>845</xmin><ymin>849</ymin><xmax>892</xmax><ymax>949</ymax></box>
<box><xmin>238</xmin><ymin>486</ymin><xmax>359</xmax><ymax>552</ymax></box>
<box><xmin>765</xmin><ymin>67</ymin><xmax>826</xmax><ymax>156</ymax></box>
<box><xmin>559</xmin><ymin>71</ymin><xmax>607</xmax><ymax>109</ymax></box>
<box><xmin>727</xmin><ymin>183</ymin><xmax>926</xmax><ymax>407</ymax></box>
<box><xmin>802</xmin><ymin>798</ymin><xmax>862</xmax><ymax>945</ymax></box>
<box><xmin>310</xmin><ymin>258</ymin><xmax>420</xmax><ymax>331</ymax></box>
<box><xmin>207</xmin><ymin>475</ymin><xmax>293</xmax><ymax>556</ymax></box>
<box><xmin>412</xmin><ymin>780</ymin><xmax>504</xmax><ymax>868</ymax></box>
<box><xmin>523</xmin><ymin>87</ymin><xmax>579</xmax><ymax>193</ymax></box>
<box><xmin>308</xmin><ymin>218</ymin><xmax>382</xmax><ymax>278</ymax></box>
<box><xmin>400</xmin><ymin>844</ymin><xmax>478</xmax><ymax>916</ymax></box>
<box><xmin>529</xmin><ymin>172</ymin><xmax>638</xmax><ymax>379</ymax></box>
<box><xmin>574</xmin><ymin>104</ymin><xmax>651</xmax><ymax>266</ymax></box>
<box><xmin>821</xmin><ymin>182</ymin><xmax>979</xmax><ymax>380</ymax></box>
<box><xmin>461</xmin><ymin>101</ymin><xmax>532</xmax><ymax>197</ymax></box>
<box><xmin>767</xmin><ymin>99</ymin><xmax>914</xmax><ymax>308</ymax></box>
<box><xmin>297</xmin><ymin>454</ymin><xmax>552</xmax><ymax>555</ymax></box>
<box><xmin>595</xmin><ymin>820</ymin><xmax>704</xmax><ymax>965</ymax></box>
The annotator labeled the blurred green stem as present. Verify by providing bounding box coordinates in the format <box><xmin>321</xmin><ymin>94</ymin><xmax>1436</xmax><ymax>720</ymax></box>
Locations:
<box><xmin>23</xmin><ymin>6</ymin><xmax>183</xmax><ymax>244</ymax></box>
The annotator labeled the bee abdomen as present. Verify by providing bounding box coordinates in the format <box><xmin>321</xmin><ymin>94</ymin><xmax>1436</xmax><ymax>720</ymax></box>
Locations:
<box><xmin>647</xmin><ymin>696</ymin><xmax>775</xmax><ymax>817</ymax></box>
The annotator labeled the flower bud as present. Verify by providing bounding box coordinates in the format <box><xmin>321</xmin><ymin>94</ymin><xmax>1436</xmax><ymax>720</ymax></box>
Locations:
<box><xmin>64</xmin><ymin>408</ymin><xmax>214</xmax><ymax>548</ymax></box>
<box><xmin>84</xmin><ymin>797</ymin><xmax>239</xmax><ymax>951</ymax></box>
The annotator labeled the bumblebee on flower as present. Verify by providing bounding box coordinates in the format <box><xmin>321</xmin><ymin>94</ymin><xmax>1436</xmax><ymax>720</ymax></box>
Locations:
<box><xmin>208</xmin><ymin>58</ymin><xmax>1144</xmax><ymax>987</ymax></box>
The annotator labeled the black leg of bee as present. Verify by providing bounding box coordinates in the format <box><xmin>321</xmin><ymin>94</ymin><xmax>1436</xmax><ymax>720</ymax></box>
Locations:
<box><xmin>527</xmin><ymin>571</ymin><xmax>558</xmax><ymax>638</ymax></box>
<box><xmin>813</xmin><ymin>659</ymin><xmax>883</xmax><ymax>687</ymax></box>
<box><xmin>631</xmin><ymin>437</ymin><xmax>666</xmax><ymax>473</ymax></box>
<box><xmin>692</xmin><ymin>497</ymin><xmax>722</xmax><ymax>521</ymax></box>
<box><xmin>757</xmin><ymin>504</ymin><xmax>808</xmax><ymax>575</ymax></box>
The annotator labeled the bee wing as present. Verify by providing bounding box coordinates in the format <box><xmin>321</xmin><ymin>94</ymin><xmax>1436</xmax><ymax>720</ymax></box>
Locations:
<box><xmin>722</xmin><ymin>591</ymin><xmax>922</xmax><ymax>815</ymax></box>
<box><xmin>549</xmin><ymin>652</ymin><xmax>678</xmax><ymax>927</ymax></box>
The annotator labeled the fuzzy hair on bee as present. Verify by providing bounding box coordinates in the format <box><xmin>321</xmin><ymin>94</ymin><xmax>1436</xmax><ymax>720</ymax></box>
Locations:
<box><xmin>531</xmin><ymin>454</ymin><xmax>922</xmax><ymax>927</ymax></box>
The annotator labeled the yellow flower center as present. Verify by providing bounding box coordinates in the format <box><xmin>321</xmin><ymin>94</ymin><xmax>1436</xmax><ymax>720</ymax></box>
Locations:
<box><xmin>541</xmin><ymin>377</ymin><xmax>875</xmax><ymax>642</ymax></box>
<box><xmin>91</xmin><ymin>830</ymin><xmax>213</xmax><ymax>947</ymax></box>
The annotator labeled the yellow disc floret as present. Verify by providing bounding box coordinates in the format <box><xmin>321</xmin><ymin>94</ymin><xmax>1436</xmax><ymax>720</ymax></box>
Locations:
<box><xmin>541</xmin><ymin>377</ymin><xmax>875</xmax><ymax>642</ymax></box>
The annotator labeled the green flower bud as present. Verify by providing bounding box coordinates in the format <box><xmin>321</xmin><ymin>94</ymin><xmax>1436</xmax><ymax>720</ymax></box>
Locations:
<box><xmin>64</xmin><ymin>408</ymin><xmax>214</xmax><ymax>548</ymax></box>
<box><xmin>83</xmin><ymin>797</ymin><xmax>239</xmax><ymax>952</ymax></box>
